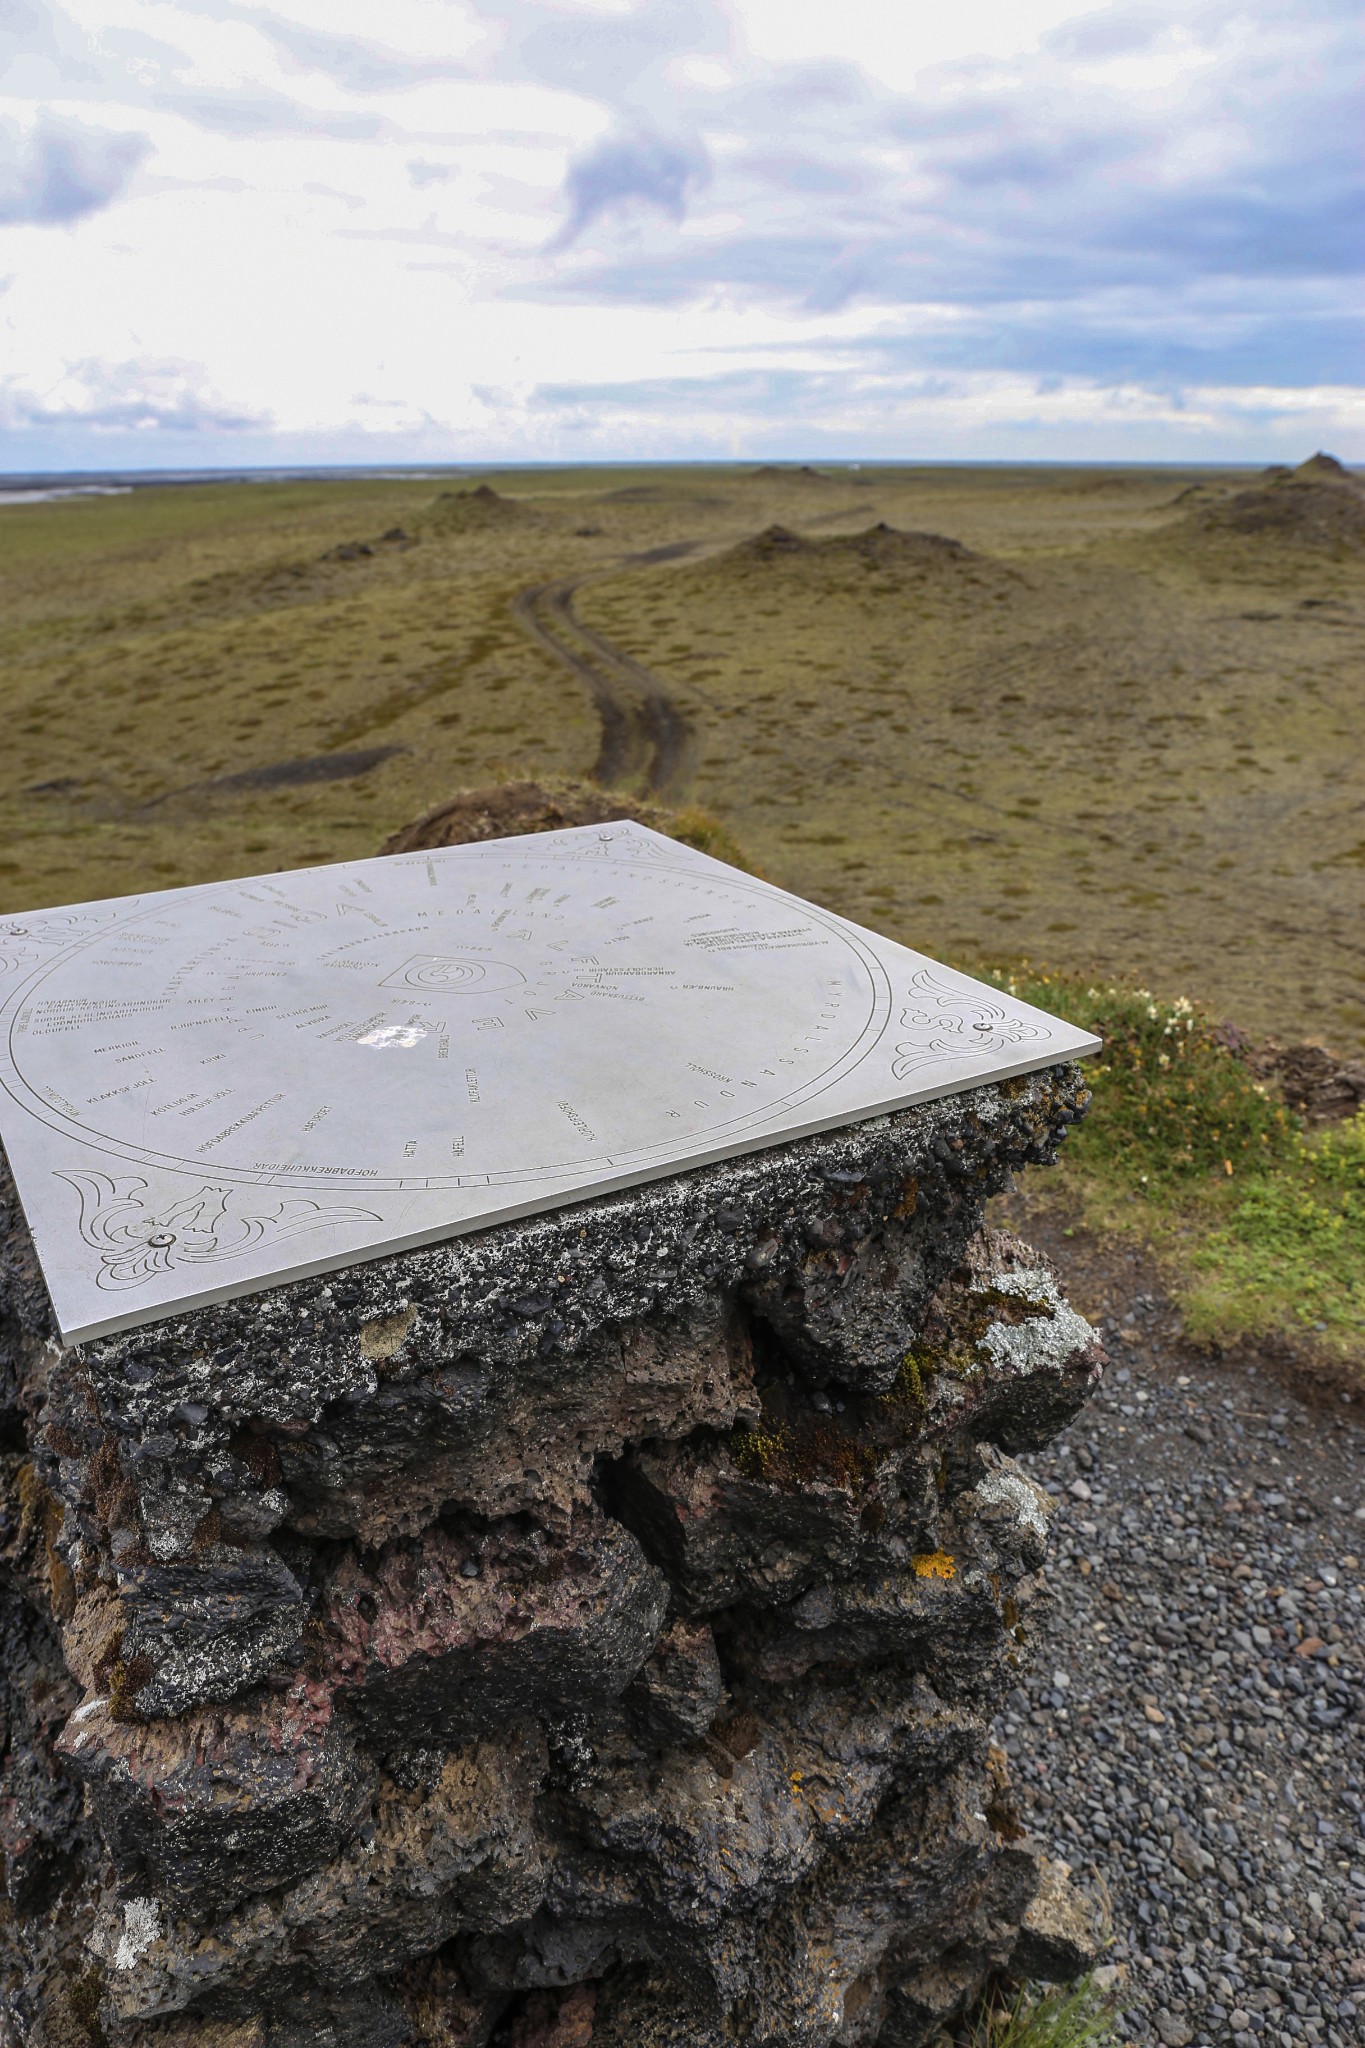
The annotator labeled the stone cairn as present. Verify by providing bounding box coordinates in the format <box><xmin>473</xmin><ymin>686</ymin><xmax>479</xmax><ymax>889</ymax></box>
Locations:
<box><xmin>0</xmin><ymin>1065</ymin><xmax>1104</xmax><ymax>2047</ymax></box>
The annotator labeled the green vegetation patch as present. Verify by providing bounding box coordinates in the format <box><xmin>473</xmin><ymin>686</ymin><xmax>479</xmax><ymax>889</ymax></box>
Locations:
<box><xmin>961</xmin><ymin>1976</ymin><xmax>1116</xmax><ymax>2048</ymax></box>
<box><xmin>1184</xmin><ymin>1116</ymin><xmax>1365</xmax><ymax>1348</ymax></box>
<box><xmin>990</xmin><ymin>970</ymin><xmax>1365</xmax><ymax>1365</ymax></box>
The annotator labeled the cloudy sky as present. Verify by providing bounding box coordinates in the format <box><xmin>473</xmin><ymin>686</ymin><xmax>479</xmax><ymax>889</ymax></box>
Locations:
<box><xmin>2</xmin><ymin>0</ymin><xmax>1360</xmax><ymax>469</ymax></box>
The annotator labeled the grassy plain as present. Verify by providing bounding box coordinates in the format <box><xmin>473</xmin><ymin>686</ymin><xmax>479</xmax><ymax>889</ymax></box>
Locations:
<box><xmin>2</xmin><ymin>460</ymin><xmax>1360</xmax><ymax>1052</ymax></box>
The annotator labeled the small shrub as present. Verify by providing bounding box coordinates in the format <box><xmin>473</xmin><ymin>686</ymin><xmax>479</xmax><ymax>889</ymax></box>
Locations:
<box><xmin>991</xmin><ymin>973</ymin><xmax>1296</xmax><ymax>1190</ymax></box>
<box><xmin>982</xmin><ymin>966</ymin><xmax>1364</xmax><ymax>1365</ymax></box>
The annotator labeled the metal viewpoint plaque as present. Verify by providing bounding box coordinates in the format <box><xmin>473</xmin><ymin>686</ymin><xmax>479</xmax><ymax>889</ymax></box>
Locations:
<box><xmin>0</xmin><ymin>824</ymin><xmax>1099</xmax><ymax>1343</ymax></box>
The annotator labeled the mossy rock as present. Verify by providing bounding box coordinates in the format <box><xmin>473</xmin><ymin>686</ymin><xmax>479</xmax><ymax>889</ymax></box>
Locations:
<box><xmin>379</xmin><ymin>776</ymin><xmax>755</xmax><ymax>871</ymax></box>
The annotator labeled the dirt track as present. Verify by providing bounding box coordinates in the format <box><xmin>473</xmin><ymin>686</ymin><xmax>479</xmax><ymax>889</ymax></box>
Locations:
<box><xmin>511</xmin><ymin>579</ymin><xmax>696</xmax><ymax>797</ymax></box>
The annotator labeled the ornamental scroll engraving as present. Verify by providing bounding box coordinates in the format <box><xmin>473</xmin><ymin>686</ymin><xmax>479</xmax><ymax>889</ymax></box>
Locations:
<box><xmin>891</xmin><ymin>968</ymin><xmax>1053</xmax><ymax>1081</ymax></box>
<box><xmin>584</xmin><ymin>828</ymin><xmax>667</xmax><ymax>860</ymax></box>
<box><xmin>0</xmin><ymin>910</ymin><xmax>117</xmax><ymax>978</ymax></box>
<box><xmin>57</xmin><ymin>1173</ymin><xmax>382</xmax><ymax>1293</ymax></box>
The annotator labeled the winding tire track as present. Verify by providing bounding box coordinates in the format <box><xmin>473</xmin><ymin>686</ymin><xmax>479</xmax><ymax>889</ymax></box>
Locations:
<box><xmin>511</xmin><ymin>579</ymin><xmax>697</xmax><ymax>799</ymax></box>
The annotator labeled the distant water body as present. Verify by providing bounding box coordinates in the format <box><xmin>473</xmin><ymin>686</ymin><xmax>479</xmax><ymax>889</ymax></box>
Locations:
<box><xmin>0</xmin><ymin>482</ymin><xmax>133</xmax><ymax>505</ymax></box>
<box><xmin>0</xmin><ymin>466</ymin><xmax>466</xmax><ymax>506</ymax></box>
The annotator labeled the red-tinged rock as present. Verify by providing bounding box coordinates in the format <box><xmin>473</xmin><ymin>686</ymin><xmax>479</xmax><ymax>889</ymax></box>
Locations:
<box><xmin>280</xmin><ymin>1303</ymin><xmax>757</xmax><ymax>1547</ymax></box>
<box><xmin>57</xmin><ymin>1683</ymin><xmax>375</xmax><ymax>1913</ymax></box>
<box><xmin>323</xmin><ymin>1510</ymin><xmax>668</xmax><ymax>1750</ymax></box>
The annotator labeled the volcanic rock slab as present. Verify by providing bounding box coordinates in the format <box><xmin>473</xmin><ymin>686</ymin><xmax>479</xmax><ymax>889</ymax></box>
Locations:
<box><xmin>0</xmin><ymin>1058</ymin><xmax>1105</xmax><ymax>2046</ymax></box>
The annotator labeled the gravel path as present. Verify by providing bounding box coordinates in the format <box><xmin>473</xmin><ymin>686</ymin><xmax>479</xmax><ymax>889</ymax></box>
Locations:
<box><xmin>996</xmin><ymin>1220</ymin><xmax>1364</xmax><ymax>2048</ymax></box>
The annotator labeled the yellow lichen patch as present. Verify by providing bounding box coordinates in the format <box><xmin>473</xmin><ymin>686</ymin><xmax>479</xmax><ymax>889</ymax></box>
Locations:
<box><xmin>911</xmin><ymin>1550</ymin><xmax>957</xmax><ymax>1581</ymax></box>
<box><xmin>895</xmin><ymin>1351</ymin><xmax>925</xmax><ymax>1404</ymax></box>
<box><xmin>107</xmin><ymin>1654</ymin><xmax>154</xmax><ymax>1725</ymax></box>
<box><xmin>731</xmin><ymin>1426</ymin><xmax>790</xmax><ymax>1480</ymax></box>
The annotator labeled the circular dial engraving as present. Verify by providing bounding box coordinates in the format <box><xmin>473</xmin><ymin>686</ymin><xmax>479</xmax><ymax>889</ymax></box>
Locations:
<box><xmin>3</xmin><ymin>842</ymin><xmax>891</xmax><ymax>1193</ymax></box>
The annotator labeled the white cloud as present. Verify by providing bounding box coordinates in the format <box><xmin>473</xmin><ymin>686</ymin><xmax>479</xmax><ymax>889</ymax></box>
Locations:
<box><xmin>0</xmin><ymin>355</ymin><xmax>269</xmax><ymax>431</ymax></box>
<box><xmin>0</xmin><ymin>112</ymin><xmax>149</xmax><ymax>222</ymax></box>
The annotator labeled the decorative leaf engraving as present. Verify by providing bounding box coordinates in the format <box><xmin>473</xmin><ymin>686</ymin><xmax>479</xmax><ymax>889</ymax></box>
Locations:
<box><xmin>56</xmin><ymin>1172</ymin><xmax>382</xmax><ymax>1292</ymax></box>
<box><xmin>891</xmin><ymin>968</ymin><xmax>1052</xmax><ymax>1081</ymax></box>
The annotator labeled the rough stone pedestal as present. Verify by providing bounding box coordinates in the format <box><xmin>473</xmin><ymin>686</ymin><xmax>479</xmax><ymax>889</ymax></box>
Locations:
<box><xmin>0</xmin><ymin>1062</ymin><xmax>1103</xmax><ymax>2048</ymax></box>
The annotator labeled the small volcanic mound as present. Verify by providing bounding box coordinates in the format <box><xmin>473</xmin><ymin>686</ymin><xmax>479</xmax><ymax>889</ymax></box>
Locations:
<box><xmin>380</xmin><ymin>778</ymin><xmax>753</xmax><ymax>871</ymax></box>
<box><xmin>178</xmin><ymin>527</ymin><xmax>420</xmax><ymax>615</ymax></box>
<box><xmin>1163</xmin><ymin>457</ymin><xmax>1360</xmax><ymax>526</ymax></box>
<box><xmin>381</xmin><ymin>779</ymin><xmax>665</xmax><ymax>853</ymax></box>
<box><xmin>734</xmin><ymin>523</ymin><xmax>810</xmax><ymax>560</ymax></box>
<box><xmin>425</xmin><ymin>483</ymin><xmax>530</xmax><ymax>531</ymax></box>
<box><xmin>841</xmin><ymin>522</ymin><xmax>977</xmax><ymax>566</ymax></box>
<box><xmin>1189</xmin><ymin>478</ymin><xmax>1365</xmax><ymax>549</ymax></box>
<box><xmin>1166</xmin><ymin>483</ymin><xmax>1228</xmax><ymax>508</ymax></box>
<box><xmin>748</xmin><ymin>464</ymin><xmax>831</xmax><ymax>483</ymax></box>
<box><xmin>1294</xmin><ymin>451</ymin><xmax>1358</xmax><ymax>483</ymax></box>
<box><xmin>726</xmin><ymin>521</ymin><xmax>979</xmax><ymax>572</ymax></box>
<box><xmin>320</xmin><ymin>528</ymin><xmax>416</xmax><ymax>564</ymax></box>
